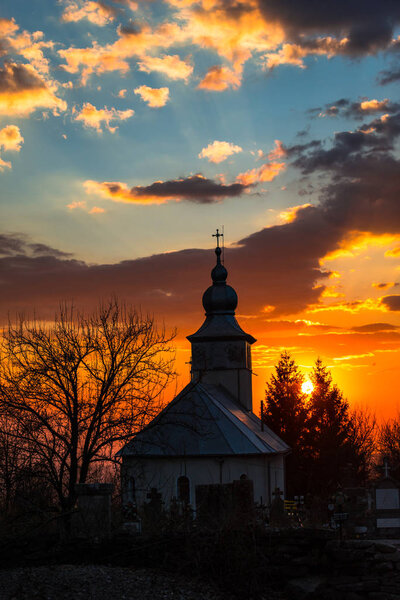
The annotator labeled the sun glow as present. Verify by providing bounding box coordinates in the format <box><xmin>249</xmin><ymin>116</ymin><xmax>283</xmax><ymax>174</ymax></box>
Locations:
<box><xmin>302</xmin><ymin>380</ymin><xmax>314</xmax><ymax>395</ymax></box>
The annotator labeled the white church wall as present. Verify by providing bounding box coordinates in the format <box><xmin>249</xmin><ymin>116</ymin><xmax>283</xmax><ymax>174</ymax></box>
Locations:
<box><xmin>122</xmin><ymin>453</ymin><xmax>285</xmax><ymax>510</ymax></box>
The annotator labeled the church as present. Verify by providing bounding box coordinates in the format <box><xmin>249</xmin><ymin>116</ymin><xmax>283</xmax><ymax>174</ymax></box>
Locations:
<box><xmin>118</xmin><ymin>232</ymin><xmax>289</xmax><ymax>511</ymax></box>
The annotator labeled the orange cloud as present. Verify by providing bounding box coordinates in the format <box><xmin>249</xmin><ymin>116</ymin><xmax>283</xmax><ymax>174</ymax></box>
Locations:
<box><xmin>268</xmin><ymin>139</ymin><xmax>286</xmax><ymax>160</ymax></box>
<box><xmin>137</xmin><ymin>54</ymin><xmax>193</xmax><ymax>81</ymax></box>
<box><xmin>0</xmin><ymin>63</ymin><xmax>66</xmax><ymax>117</ymax></box>
<box><xmin>279</xmin><ymin>203</ymin><xmax>312</xmax><ymax>224</ymax></box>
<box><xmin>385</xmin><ymin>246</ymin><xmax>400</xmax><ymax>258</ymax></box>
<box><xmin>198</xmin><ymin>65</ymin><xmax>241</xmax><ymax>91</ymax></box>
<box><xmin>198</xmin><ymin>140</ymin><xmax>242</xmax><ymax>163</ymax></box>
<box><xmin>88</xmin><ymin>206</ymin><xmax>106</xmax><ymax>214</ymax></box>
<box><xmin>0</xmin><ymin>158</ymin><xmax>11</xmax><ymax>171</ymax></box>
<box><xmin>264</xmin><ymin>37</ymin><xmax>347</xmax><ymax>69</ymax></box>
<box><xmin>59</xmin><ymin>23</ymin><xmax>184</xmax><ymax>84</ymax></box>
<box><xmin>322</xmin><ymin>233</ymin><xmax>400</xmax><ymax>263</ymax></box>
<box><xmin>0</xmin><ymin>18</ymin><xmax>54</xmax><ymax>76</ymax></box>
<box><xmin>84</xmin><ymin>180</ymin><xmax>170</xmax><ymax>205</ymax></box>
<box><xmin>236</xmin><ymin>161</ymin><xmax>285</xmax><ymax>186</ymax></box>
<box><xmin>360</xmin><ymin>99</ymin><xmax>389</xmax><ymax>111</ymax></box>
<box><xmin>73</xmin><ymin>103</ymin><xmax>134</xmax><ymax>132</ymax></box>
<box><xmin>62</xmin><ymin>1</ymin><xmax>116</xmax><ymax>26</ymax></box>
<box><xmin>372</xmin><ymin>282</ymin><xmax>396</xmax><ymax>290</ymax></box>
<box><xmin>134</xmin><ymin>85</ymin><xmax>170</xmax><ymax>108</ymax></box>
<box><xmin>0</xmin><ymin>125</ymin><xmax>24</xmax><ymax>152</ymax></box>
<box><xmin>84</xmin><ymin>173</ymin><xmax>248</xmax><ymax>205</ymax></box>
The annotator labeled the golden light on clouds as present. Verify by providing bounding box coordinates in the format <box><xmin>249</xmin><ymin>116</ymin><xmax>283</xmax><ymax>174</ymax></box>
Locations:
<box><xmin>137</xmin><ymin>54</ymin><xmax>193</xmax><ymax>81</ymax></box>
<box><xmin>84</xmin><ymin>180</ymin><xmax>169</xmax><ymax>205</ymax></box>
<box><xmin>236</xmin><ymin>160</ymin><xmax>285</xmax><ymax>186</ymax></box>
<box><xmin>0</xmin><ymin>63</ymin><xmax>66</xmax><ymax>117</ymax></box>
<box><xmin>62</xmin><ymin>1</ymin><xmax>116</xmax><ymax>26</ymax></box>
<box><xmin>0</xmin><ymin>125</ymin><xmax>23</xmax><ymax>152</ymax></box>
<box><xmin>134</xmin><ymin>85</ymin><xmax>170</xmax><ymax>108</ymax></box>
<box><xmin>198</xmin><ymin>140</ymin><xmax>243</xmax><ymax>163</ymax></box>
<box><xmin>198</xmin><ymin>65</ymin><xmax>241</xmax><ymax>91</ymax></box>
<box><xmin>73</xmin><ymin>103</ymin><xmax>134</xmax><ymax>132</ymax></box>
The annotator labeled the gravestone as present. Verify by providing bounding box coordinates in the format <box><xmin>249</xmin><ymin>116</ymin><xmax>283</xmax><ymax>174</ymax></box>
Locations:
<box><xmin>195</xmin><ymin>479</ymin><xmax>254</xmax><ymax>527</ymax></box>
<box><xmin>73</xmin><ymin>483</ymin><xmax>114</xmax><ymax>540</ymax></box>
<box><xmin>374</xmin><ymin>457</ymin><xmax>400</xmax><ymax>537</ymax></box>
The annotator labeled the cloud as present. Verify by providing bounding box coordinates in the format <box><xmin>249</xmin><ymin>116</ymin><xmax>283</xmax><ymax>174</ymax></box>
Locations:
<box><xmin>378</xmin><ymin>67</ymin><xmax>400</xmax><ymax>85</ymax></box>
<box><xmin>0</xmin><ymin>158</ymin><xmax>11</xmax><ymax>171</ymax></box>
<box><xmin>73</xmin><ymin>102</ymin><xmax>134</xmax><ymax>132</ymax></box>
<box><xmin>317</xmin><ymin>97</ymin><xmax>400</xmax><ymax>119</ymax></box>
<box><xmin>198</xmin><ymin>65</ymin><xmax>241</xmax><ymax>91</ymax></box>
<box><xmin>372</xmin><ymin>282</ymin><xmax>397</xmax><ymax>290</ymax></box>
<box><xmin>0</xmin><ymin>125</ymin><xmax>24</xmax><ymax>152</ymax></box>
<box><xmin>198</xmin><ymin>140</ymin><xmax>242</xmax><ymax>163</ymax></box>
<box><xmin>385</xmin><ymin>246</ymin><xmax>400</xmax><ymax>258</ymax></box>
<box><xmin>0</xmin><ymin>63</ymin><xmax>66</xmax><ymax>117</ymax></box>
<box><xmin>381</xmin><ymin>295</ymin><xmax>400</xmax><ymax>311</ymax></box>
<box><xmin>351</xmin><ymin>323</ymin><xmax>399</xmax><ymax>333</ymax></box>
<box><xmin>61</xmin><ymin>1</ymin><xmax>117</xmax><ymax>26</ymax></box>
<box><xmin>137</xmin><ymin>55</ymin><xmax>193</xmax><ymax>81</ymax></box>
<box><xmin>134</xmin><ymin>85</ymin><xmax>170</xmax><ymax>108</ymax></box>
<box><xmin>59</xmin><ymin>23</ymin><xmax>185</xmax><ymax>84</ymax></box>
<box><xmin>84</xmin><ymin>174</ymin><xmax>249</xmax><ymax>204</ymax></box>
<box><xmin>236</xmin><ymin>160</ymin><xmax>285</xmax><ymax>185</ymax></box>
<box><xmin>0</xmin><ymin>17</ymin><xmax>54</xmax><ymax>75</ymax></box>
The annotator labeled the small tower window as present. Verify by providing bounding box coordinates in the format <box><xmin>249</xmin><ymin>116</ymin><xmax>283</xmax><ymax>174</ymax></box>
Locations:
<box><xmin>177</xmin><ymin>475</ymin><xmax>190</xmax><ymax>504</ymax></box>
<box><xmin>240</xmin><ymin>473</ymin><xmax>248</xmax><ymax>481</ymax></box>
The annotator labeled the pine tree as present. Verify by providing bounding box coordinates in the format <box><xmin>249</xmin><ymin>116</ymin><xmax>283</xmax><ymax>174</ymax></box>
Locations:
<box><xmin>308</xmin><ymin>358</ymin><xmax>359</xmax><ymax>494</ymax></box>
<box><xmin>263</xmin><ymin>351</ymin><xmax>309</xmax><ymax>496</ymax></box>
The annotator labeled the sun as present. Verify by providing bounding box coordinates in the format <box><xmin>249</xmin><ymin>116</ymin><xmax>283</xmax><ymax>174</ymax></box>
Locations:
<box><xmin>302</xmin><ymin>380</ymin><xmax>314</xmax><ymax>395</ymax></box>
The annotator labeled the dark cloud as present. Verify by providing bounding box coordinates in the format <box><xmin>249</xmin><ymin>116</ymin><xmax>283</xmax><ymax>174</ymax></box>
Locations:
<box><xmin>95</xmin><ymin>175</ymin><xmax>250</xmax><ymax>204</ymax></box>
<box><xmin>134</xmin><ymin>175</ymin><xmax>248</xmax><ymax>204</ymax></box>
<box><xmin>288</xmin><ymin>112</ymin><xmax>400</xmax><ymax>174</ymax></box>
<box><xmin>256</xmin><ymin>0</ymin><xmax>400</xmax><ymax>56</ymax></box>
<box><xmin>381</xmin><ymin>295</ymin><xmax>400</xmax><ymax>311</ymax></box>
<box><xmin>315</xmin><ymin>98</ymin><xmax>400</xmax><ymax>120</ymax></box>
<box><xmin>0</xmin><ymin>234</ymin><xmax>71</xmax><ymax>259</ymax></box>
<box><xmin>378</xmin><ymin>67</ymin><xmax>400</xmax><ymax>85</ymax></box>
<box><xmin>351</xmin><ymin>323</ymin><xmax>399</xmax><ymax>332</ymax></box>
<box><xmin>0</xmin><ymin>62</ymin><xmax>46</xmax><ymax>93</ymax></box>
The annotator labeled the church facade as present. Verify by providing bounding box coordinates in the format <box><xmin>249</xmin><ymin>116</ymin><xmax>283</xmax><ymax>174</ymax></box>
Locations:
<box><xmin>118</xmin><ymin>235</ymin><xmax>289</xmax><ymax>510</ymax></box>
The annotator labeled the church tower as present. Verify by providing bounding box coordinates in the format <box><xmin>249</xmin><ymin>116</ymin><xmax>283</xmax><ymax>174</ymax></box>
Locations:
<box><xmin>187</xmin><ymin>230</ymin><xmax>256</xmax><ymax>411</ymax></box>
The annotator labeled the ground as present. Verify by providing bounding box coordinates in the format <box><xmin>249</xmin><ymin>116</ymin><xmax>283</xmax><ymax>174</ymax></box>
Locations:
<box><xmin>0</xmin><ymin>565</ymin><xmax>287</xmax><ymax>600</ymax></box>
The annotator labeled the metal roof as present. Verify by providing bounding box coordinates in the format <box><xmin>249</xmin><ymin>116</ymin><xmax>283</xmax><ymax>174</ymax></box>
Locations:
<box><xmin>118</xmin><ymin>381</ymin><xmax>289</xmax><ymax>457</ymax></box>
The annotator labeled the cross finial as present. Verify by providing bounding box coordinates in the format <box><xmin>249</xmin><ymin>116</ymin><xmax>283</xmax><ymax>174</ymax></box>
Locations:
<box><xmin>212</xmin><ymin>228</ymin><xmax>223</xmax><ymax>249</ymax></box>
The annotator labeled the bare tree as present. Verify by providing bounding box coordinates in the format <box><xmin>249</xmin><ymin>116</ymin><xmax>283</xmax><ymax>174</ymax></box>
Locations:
<box><xmin>0</xmin><ymin>300</ymin><xmax>175</xmax><ymax>515</ymax></box>
<box><xmin>348</xmin><ymin>407</ymin><xmax>377</xmax><ymax>484</ymax></box>
<box><xmin>378</xmin><ymin>415</ymin><xmax>400</xmax><ymax>480</ymax></box>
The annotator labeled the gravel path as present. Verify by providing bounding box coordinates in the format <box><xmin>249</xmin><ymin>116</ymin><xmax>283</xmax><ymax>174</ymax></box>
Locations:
<box><xmin>0</xmin><ymin>566</ymin><xmax>231</xmax><ymax>600</ymax></box>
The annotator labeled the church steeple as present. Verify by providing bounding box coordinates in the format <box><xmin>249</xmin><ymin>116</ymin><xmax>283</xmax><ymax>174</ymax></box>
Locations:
<box><xmin>187</xmin><ymin>231</ymin><xmax>256</xmax><ymax>411</ymax></box>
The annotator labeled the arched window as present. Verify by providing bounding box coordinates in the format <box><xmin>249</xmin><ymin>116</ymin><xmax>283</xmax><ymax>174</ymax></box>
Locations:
<box><xmin>177</xmin><ymin>476</ymin><xmax>190</xmax><ymax>504</ymax></box>
<box><xmin>240</xmin><ymin>473</ymin><xmax>248</xmax><ymax>480</ymax></box>
<box><xmin>128</xmin><ymin>476</ymin><xmax>136</xmax><ymax>502</ymax></box>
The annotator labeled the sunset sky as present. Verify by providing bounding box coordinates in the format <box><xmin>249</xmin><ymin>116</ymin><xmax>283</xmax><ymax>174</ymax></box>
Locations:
<box><xmin>1</xmin><ymin>0</ymin><xmax>400</xmax><ymax>419</ymax></box>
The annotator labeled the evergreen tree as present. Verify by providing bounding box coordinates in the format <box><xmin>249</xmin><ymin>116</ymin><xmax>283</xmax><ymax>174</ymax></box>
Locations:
<box><xmin>308</xmin><ymin>358</ymin><xmax>370</xmax><ymax>494</ymax></box>
<box><xmin>263</xmin><ymin>351</ymin><xmax>309</xmax><ymax>496</ymax></box>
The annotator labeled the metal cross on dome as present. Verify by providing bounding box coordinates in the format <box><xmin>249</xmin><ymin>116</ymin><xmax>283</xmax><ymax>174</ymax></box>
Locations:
<box><xmin>212</xmin><ymin>228</ymin><xmax>223</xmax><ymax>248</ymax></box>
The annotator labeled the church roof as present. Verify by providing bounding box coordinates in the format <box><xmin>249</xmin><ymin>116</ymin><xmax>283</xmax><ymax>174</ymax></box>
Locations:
<box><xmin>117</xmin><ymin>381</ymin><xmax>290</xmax><ymax>458</ymax></box>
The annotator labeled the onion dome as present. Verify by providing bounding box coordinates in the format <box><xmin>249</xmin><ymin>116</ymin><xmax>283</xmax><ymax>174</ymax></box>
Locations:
<box><xmin>202</xmin><ymin>246</ymin><xmax>238</xmax><ymax>315</ymax></box>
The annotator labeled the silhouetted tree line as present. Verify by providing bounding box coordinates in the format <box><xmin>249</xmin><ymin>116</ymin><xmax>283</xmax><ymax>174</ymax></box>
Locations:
<box><xmin>263</xmin><ymin>351</ymin><xmax>385</xmax><ymax>497</ymax></box>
